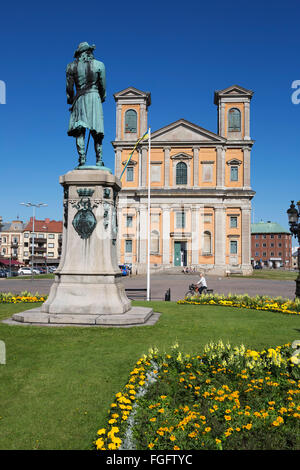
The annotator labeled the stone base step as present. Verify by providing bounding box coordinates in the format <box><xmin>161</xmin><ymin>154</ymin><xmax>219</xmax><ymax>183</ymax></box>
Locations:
<box><xmin>6</xmin><ymin>306</ymin><xmax>159</xmax><ymax>327</ymax></box>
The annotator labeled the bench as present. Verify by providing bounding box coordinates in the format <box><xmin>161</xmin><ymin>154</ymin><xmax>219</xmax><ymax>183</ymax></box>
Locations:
<box><xmin>125</xmin><ymin>288</ymin><xmax>148</xmax><ymax>300</ymax></box>
<box><xmin>125</xmin><ymin>288</ymin><xmax>171</xmax><ymax>301</ymax></box>
<box><xmin>206</xmin><ymin>289</ymin><xmax>214</xmax><ymax>294</ymax></box>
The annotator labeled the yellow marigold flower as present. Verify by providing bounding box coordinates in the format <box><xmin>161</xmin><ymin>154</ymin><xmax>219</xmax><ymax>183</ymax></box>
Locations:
<box><xmin>225</xmin><ymin>415</ymin><xmax>231</xmax><ymax>421</ymax></box>
<box><xmin>216</xmin><ymin>438</ymin><xmax>221</xmax><ymax>444</ymax></box>
<box><xmin>170</xmin><ymin>435</ymin><xmax>176</xmax><ymax>441</ymax></box>
<box><xmin>108</xmin><ymin>419</ymin><xmax>116</xmax><ymax>424</ymax></box>
<box><xmin>148</xmin><ymin>443</ymin><xmax>155</xmax><ymax>449</ymax></box>
<box><xmin>95</xmin><ymin>438</ymin><xmax>105</xmax><ymax>449</ymax></box>
<box><xmin>245</xmin><ymin>423</ymin><xmax>252</xmax><ymax>430</ymax></box>
<box><xmin>205</xmin><ymin>427</ymin><xmax>211</xmax><ymax>432</ymax></box>
<box><xmin>97</xmin><ymin>428</ymin><xmax>106</xmax><ymax>435</ymax></box>
<box><xmin>174</xmin><ymin>445</ymin><xmax>180</xmax><ymax>450</ymax></box>
<box><xmin>108</xmin><ymin>443</ymin><xmax>117</xmax><ymax>450</ymax></box>
<box><xmin>112</xmin><ymin>437</ymin><xmax>122</xmax><ymax>446</ymax></box>
<box><xmin>158</xmin><ymin>408</ymin><xmax>164</xmax><ymax>413</ymax></box>
<box><xmin>150</xmin><ymin>417</ymin><xmax>156</xmax><ymax>422</ymax></box>
<box><xmin>272</xmin><ymin>420</ymin><xmax>280</xmax><ymax>427</ymax></box>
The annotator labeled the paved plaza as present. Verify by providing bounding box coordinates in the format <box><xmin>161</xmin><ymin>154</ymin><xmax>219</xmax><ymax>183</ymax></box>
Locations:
<box><xmin>0</xmin><ymin>272</ymin><xmax>296</xmax><ymax>302</ymax></box>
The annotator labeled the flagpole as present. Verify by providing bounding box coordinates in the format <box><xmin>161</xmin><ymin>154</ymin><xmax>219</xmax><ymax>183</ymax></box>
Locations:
<box><xmin>147</xmin><ymin>128</ymin><xmax>151</xmax><ymax>301</ymax></box>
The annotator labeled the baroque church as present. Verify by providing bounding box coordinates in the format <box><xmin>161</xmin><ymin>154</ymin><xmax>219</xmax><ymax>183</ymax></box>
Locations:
<box><xmin>112</xmin><ymin>85</ymin><xmax>255</xmax><ymax>275</ymax></box>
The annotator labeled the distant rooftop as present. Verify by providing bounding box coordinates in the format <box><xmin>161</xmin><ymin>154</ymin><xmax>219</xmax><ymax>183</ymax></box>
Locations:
<box><xmin>251</xmin><ymin>221</ymin><xmax>290</xmax><ymax>234</ymax></box>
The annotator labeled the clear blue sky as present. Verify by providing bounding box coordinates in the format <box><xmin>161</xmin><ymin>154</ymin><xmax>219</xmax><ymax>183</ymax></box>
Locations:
<box><xmin>1</xmin><ymin>0</ymin><xmax>300</xmax><ymax>244</ymax></box>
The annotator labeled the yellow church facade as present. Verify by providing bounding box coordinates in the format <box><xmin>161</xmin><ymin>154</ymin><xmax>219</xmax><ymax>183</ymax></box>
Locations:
<box><xmin>112</xmin><ymin>85</ymin><xmax>255</xmax><ymax>275</ymax></box>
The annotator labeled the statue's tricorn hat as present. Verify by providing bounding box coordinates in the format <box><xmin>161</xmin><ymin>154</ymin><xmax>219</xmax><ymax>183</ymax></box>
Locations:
<box><xmin>74</xmin><ymin>42</ymin><xmax>96</xmax><ymax>58</ymax></box>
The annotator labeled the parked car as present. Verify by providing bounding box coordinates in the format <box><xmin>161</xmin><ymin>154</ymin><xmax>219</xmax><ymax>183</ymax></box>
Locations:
<box><xmin>18</xmin><ymin>267</ymin><xmax>33</xmax><ymax>275</ymax></box>
<box><xmin>32</xmin><ymin>268</ymin><xmax>41</xmax><ymax>274</ymax></box>
<box><xmin>48</xmin><ymin>266</ymin><xmax>57</xmax><ymax>273</ymax></box>
<box><xmin>119</xmin><ymin>265</ymin><xmax>128</xmax><ymax>276</ymax></box>
<box><xmin>0</xmin><ymin>269</ymin><xmax>8</xmax><ymax>278</ymax></box>
<box><xmin>9</xmin><ymin>270</ymin><xmax>19</xmax><ymax>277</ymax></box>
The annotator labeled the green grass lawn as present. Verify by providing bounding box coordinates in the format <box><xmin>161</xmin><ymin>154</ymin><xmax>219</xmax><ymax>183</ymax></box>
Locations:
<box><xmin>6</xmin><ymin>274</ymin><xmax>55</xmax><ymax>280</ymax></box>
<box><xmin>0</xmin><ymin>300</ymin><xmax>299</xmax><ymax>450</ymax></box>
<box><xmin>232</xmin><ymin>269</ymin><xmax>298</xmax><ymax>281</ymax></box>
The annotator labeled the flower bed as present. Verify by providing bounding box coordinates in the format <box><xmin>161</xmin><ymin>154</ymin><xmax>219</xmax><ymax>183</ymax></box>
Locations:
<box><xmin>94</xmin><ymin>342</ymin><xmax>300</xmax><ymax>450</ymax></box>
<box><xmin>0</xmin><ymin>291</ymin><xmax>47</xmax><ymax>303</ymax></box>
<box><xmin>178</xmin><ymin>293</ymin><xmax>300</xmax><ymax>316</ymax></box>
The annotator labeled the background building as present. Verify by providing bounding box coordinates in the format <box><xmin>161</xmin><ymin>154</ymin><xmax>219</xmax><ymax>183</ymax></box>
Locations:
<box><xmin>251</xmin><ymin>221</ymin><xmax>292</xmax><ymax>268</ymax></box>
<box><xmin>23</xmin><ymin>218</ymin><xmax>63</xmax><ymax>268</ymax></box>
<box><xmin>0</xmin><ymin>218</ymin><xmax>24</xmax><ymax>268</ymax></box>
<box><xmin>0</xmin><ymin>217</ymin><xmax>63</xmax><ymax>269</ymax></box>
<box><xmin>113</xmin><ymin>85</ymin><xmax>255</xmax><ymax>275</ymax></box>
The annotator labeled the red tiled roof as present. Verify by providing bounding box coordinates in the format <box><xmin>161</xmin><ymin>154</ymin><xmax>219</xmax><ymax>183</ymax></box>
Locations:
<box><xmin>24</xmin><ymin>218</ymin><xmax>63</xmax><ymax>233</ymax></box>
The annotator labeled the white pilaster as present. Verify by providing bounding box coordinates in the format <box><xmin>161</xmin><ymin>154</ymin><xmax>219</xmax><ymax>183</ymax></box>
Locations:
<box><xmin>244</xmin><ymin>101</ymin><xmax>250</xmax><ymax>140</ymax></box>
<box><xmin>193</xmin><ymin>147</ymin><xmax>199</xmax><ymax>187</ymax></box>
<box><xmin>162</xmin><ymin>207</ymin><xmax>170</xmax><ymax>266</ymax></box>
<box><xmin>164</xmin><ymin>147</ymin><xmax>170</xmax><ymax>187</ymax></box>
<box><xmin>243</xmin><ymin>146</ymin><xmax>251</xmax><ymax>189</ymax></box>
<box><xmin>214</xmin><ymin>206</ymin><xmax>226</xmax><ymax>271</ymax></box>
<box><xmin>241</xmin><ymin>207</ymin><xmax>251</xmax><ymax>267</ymax></box>
<box><xmin>191</xmin><ymin>207</ymin><xmax>199</xmax><ymax>265</ymax></box>
<box><xmin>216</xmin><ymin>146</ymin><xmax>225</xmax><ymax>189</ymax></box>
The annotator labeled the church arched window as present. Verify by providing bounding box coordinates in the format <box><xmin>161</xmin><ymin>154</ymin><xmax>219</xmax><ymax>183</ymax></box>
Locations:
<box><xmin>203</xmin><ymin>231</ymin><xmax>212</xmax><ymax>255</ymax></box>
<box><xmin>176</xmin><ymin>162</ymin><xmax>187</xmax><ymax>185</ymax></box>
<box><xmin>125</xmin><ymin>109</ymin><xmax>137</xmax><ymax>133</ymax></box>
<box><xmin>228</xmin><ymin>108</ymin><xmax>241</xmax><ymax>132</ymax></box>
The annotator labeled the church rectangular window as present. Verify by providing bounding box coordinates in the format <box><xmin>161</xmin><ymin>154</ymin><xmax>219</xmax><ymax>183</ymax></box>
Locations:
<box><xmin>176</xmin><ymin>212</ymin><xmax>185</xmax><ymax>229</ymax></box>
<box><xmin>230</xmin><ymin>216</ymin><xmax>238</xmax><ymax>228</ymax></box>
<box><xmin>230</xmin><ymin>240</ymin><xmax>238</xmax><ymax>254</ymax></box>
<box><xmin>125</xmin><ymin>239</ymin><xmax>132</xmax><ymax>253</ymax></box>
<box><xmin>126</xmin><ymin>216</ymin><xmax>133</xmax><ymax>228</ymax></box>
<box><xmin>230</xmin><ymin>166</ymin><xmax>238</xmax><ymax>181</ymax></box>
<box><xmin>126</xmin><ymin>166</ymin><xmax>134</xmax><ymax>182</ymax></box>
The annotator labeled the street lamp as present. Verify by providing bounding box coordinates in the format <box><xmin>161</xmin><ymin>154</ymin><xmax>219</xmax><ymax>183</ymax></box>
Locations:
<box><xmin>287</xmin><ymin>200</ymin><xmax>300</xmax><ymax>299</ymax></box>
<box><xmin>20</xmin><ymin>202</ymin><xmax>47</xmax><ymax>280</ymax></box>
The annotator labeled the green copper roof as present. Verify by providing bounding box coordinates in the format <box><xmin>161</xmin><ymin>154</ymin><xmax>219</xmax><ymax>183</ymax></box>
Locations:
<box><xmin>251</xmin><ymin>221</ymin><xmax>290</xmax><ymax>234</ymax></box>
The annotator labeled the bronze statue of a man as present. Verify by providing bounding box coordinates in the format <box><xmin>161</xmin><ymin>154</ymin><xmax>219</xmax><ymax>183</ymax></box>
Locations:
<box><xmin>66</xmin><ymin>42</ymin><xmax>106</xmax><ymax>168</ymax></box>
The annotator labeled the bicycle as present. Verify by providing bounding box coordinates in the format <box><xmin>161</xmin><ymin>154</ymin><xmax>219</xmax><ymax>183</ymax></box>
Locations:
<box><xmin>185</xmin><ymin>283</ymin><xmax>208</xmax><ymax>298</ymax></box>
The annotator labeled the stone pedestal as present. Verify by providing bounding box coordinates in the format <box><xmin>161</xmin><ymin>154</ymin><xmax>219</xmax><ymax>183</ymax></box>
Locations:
<box><xmin>12</xmin><ymin>169</ymin><xmax>155</xmax><ymax>326</ymax></box>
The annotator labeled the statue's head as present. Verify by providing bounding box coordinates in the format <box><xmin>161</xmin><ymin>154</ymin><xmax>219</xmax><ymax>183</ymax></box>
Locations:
<box><xmin>74</xmin><ymin>42</ymin><xmax>95</xmax><ymax>59</ymax></box>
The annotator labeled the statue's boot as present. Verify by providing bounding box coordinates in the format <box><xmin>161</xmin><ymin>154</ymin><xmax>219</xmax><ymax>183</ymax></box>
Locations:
<box><xmin>76</xmin><ymin>132</ymin><xmax>86</xmax><ymax>167</ymax></box>
<box><xmin>94</xmin><ymin>133</ymin><xmax>104</xmax><ymax>167</ymax></box>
